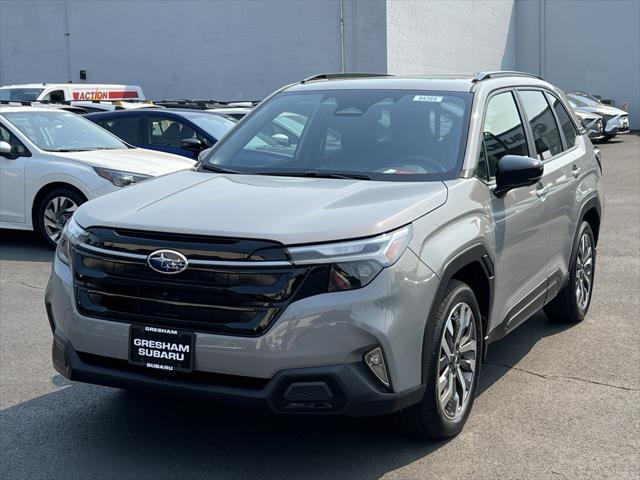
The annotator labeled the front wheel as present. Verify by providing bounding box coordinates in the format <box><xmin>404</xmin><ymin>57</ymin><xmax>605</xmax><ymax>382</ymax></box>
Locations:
<box><xmin>36</xmin><ymin>188</ymin><xmax>86</xmax><ymax>247</ymax></box>
<box><xmin>397</xmin><ymin>280</ymin><xmax>482</xmax><ymax>439</ymax></box>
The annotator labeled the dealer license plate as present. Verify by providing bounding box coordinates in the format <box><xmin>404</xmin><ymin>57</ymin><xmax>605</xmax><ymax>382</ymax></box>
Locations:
<box><xmin>129</xmin><ymin>325</ymin><xmax>194</xmax><ymax>373</ymax></box>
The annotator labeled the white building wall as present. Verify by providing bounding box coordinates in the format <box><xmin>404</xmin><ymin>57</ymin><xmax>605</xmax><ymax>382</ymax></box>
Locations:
<box><xmin>385</xmin><ymin>0</ymin><xmax>516</xmax><ymax>75</ymax></box>
<box><xmin>0</xmin><ymin>0</ymin><xmax>386</xmax><ymax>100</ymax></box>
<box><xmin>516</xmin><ymin>0</ymin><xmax>640</xmax><ymax>126</ymax></box>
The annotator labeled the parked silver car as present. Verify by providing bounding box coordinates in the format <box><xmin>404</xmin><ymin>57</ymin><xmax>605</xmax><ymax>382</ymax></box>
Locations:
<box><xmin>567</xmin><ymin>91</ymin><xmax>630</xmax><ymax>139</ymax></box>
<box><xmin>574</xmin><ymin>109</ymin><xmax>604</xmax><ymax>141</ymax></box>
<box><xmin>46</xmin><ymin>72</ymin><xmax>603</xmax><ymax>439</ymax></box>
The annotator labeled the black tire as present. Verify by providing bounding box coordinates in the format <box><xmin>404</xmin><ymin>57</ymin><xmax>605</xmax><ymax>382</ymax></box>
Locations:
<box><xmin>544</xmin><ymin>221</ymin><xmax>596</xmax><ymax>323</ymax></box>
<box><xmin>35</xmin><ymin>187</ymin><xmax>86</xmax><ymax>248</ymax></box>
<box><xmin>397</xmin><ymin>280</ymin><xmax>483</xmax><ymax>439</ymax></box>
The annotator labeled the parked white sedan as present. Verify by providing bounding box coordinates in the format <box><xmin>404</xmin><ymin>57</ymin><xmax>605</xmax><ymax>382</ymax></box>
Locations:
<box><xmin>0</xmin><ymin>106</ymin><xmax>194</xmax><ymax>245</ymax></box>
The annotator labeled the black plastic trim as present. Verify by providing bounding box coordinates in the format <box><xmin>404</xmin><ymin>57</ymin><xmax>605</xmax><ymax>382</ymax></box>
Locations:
<box><xmin>421</xmin><ymin>243</ymin><xmax>495</xmax><ymax>379</ymax></box>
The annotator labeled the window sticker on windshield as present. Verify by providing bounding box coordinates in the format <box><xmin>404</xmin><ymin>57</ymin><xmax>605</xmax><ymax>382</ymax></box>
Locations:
<box><xmin>413</xmin><ymin>95</ymin><xmax>443</xmax><ymax>102</ymax></box>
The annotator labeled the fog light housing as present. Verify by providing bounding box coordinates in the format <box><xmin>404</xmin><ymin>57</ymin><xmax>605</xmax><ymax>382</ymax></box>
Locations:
<box><xmin>364</xmin><ymin>346</ymin><xmax>390</xmax><ymax>388</ymax></box>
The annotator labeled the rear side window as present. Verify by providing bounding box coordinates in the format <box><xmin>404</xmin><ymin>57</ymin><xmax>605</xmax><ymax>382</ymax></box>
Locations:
<box><xmin>98</xmin><ymin>116</ymin><xmax>140</xmax><ymax>144</ymax></box>
<box><xmin>546</xmin><ymin>93</ymin><xmax>577</xmax><ymax>149</ymax></box>
<box><xmin>480</xmin><ymin>91</ymin><xmax>529</xmax><ymax>179</ymax></box>
<box><xmin>518</xmin><ymin>90</ymin><xmax>563</xmax><ymax>160</ymax></box>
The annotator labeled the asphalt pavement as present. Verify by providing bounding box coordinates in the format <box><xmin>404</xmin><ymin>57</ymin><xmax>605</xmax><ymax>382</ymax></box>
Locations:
<box><xmin>1</xmin><ymin>135</ymin><xmax>639</xmax><ymax>479</ymax></box>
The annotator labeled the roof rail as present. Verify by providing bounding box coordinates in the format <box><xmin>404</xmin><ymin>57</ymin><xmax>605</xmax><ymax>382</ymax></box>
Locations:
<box><xmin>155</xmin><ymin>99</ymin><xmax>260</xmax><ymax>109</ymax></box>
<box><xmin>301</xmin><ymin>72</ymin><xmax>393</xmax><ymax>84</ymax></box>
<box><xmin>472</xmin><ymin>71</ymin><xmax>542</xmax><ymax>82</ymax></box>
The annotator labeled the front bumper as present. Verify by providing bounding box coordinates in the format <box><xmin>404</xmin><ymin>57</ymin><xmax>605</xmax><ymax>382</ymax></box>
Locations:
<box><xmin>46</xmin><ymin>247</ymin><xmax>438</xmax><ymax>414</ymax></box>
<box><xmin>51</xmin><ymin>329</ymin><xmax>425</xmax><ymax>416</ymax></box>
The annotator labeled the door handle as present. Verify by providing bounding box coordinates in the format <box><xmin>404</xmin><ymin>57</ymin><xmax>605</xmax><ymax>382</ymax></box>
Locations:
<box><xmin>536</xmin><ymin>184</ymin><xmax>549</xmax><ymax>198</ymax></box>
<box><xmin>572</xmin><ymin>165</ymin><xmax>582</xmax><ymax>178</ymax></box>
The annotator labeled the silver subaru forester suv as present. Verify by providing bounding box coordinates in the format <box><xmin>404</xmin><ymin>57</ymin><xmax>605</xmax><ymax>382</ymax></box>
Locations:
<box><xmin>46</xmin><ymin>72</ymin><xmax>603</xmax><ymax>439</ymax></box>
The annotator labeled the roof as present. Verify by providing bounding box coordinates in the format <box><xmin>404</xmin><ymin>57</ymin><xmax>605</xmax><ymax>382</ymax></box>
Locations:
<box><xmin>85</xmin><ymin>108</ymin><xmax>230</xmax><ymax>118</ymax></box>
<box><xmin>0</xmin><ymin>105</ymin><xmax>72</xmax><ymax>113</ymax></box>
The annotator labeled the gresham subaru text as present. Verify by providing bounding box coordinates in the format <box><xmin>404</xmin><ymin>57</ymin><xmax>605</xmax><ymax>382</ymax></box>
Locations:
<box><xmin>46</xmin><ymin>72</ymin><xmax>603</xmax><ymax>439</ymax></box>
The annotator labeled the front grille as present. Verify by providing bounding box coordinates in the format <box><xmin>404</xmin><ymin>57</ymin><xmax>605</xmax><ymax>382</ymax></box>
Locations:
<box><xmin>73</xmin><ymin>228</ymin><xmax>329</xmax><ymax>336</ymax></box>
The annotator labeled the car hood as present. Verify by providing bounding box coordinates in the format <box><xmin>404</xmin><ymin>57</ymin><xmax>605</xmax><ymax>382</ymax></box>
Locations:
<box><xmin>49</xmin><ymin>148</ymin><xmax>194</xmax><ymax>176</ymax></box>
<box><xmin>74</xmin><ymin>170</ymin><xmax>448</xmax><ymax>245</ymax></box>
<box><xmin>576</xmin><ymin>105</ymin><xmax>628</xmax><ymax>117</ymax></box>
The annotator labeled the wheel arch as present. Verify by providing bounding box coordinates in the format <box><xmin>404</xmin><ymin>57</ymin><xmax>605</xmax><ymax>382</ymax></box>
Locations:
<box><xmin>31</xmin><ymin>182</ymin><xmax>88</xmax><ymax>228</ymax></box>
<box><xmin>421</xmin><ymin>244</ymin><xmax>495</xmax><ymax>383</ymax></box>
<box><xmin>580</xmin><ymin>197</ymin><xmax>601</xmax><ymax>246</ymax></box>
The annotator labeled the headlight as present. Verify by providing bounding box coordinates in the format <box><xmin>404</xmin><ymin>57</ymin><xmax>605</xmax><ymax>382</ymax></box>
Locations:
<box><xmin>57</xmin><ymin>217</ymin><xmax>89</xmax><ymax>266</ymax></box>
<box><xmin>93</xmin><ymin>167</ymin><xmax>151</xmax><ymax>187</ymax></box>
<box><xmin>288</xmin><ymin>225</ymin><xmax>412</xmax><ymax>291</ymax></box>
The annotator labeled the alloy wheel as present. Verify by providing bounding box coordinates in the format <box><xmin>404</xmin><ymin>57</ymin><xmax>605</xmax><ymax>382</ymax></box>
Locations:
<box><xmin>437</xmin><ymin>302</ymin><xmax>477</xmax><ymax>421</ymax></box>
<box><xmin>43</xmin><ymin>196</ymin><xmax>78</xmax><ymax>244</ymax></box>
<box><xmin>575</xmin><ymin>232</ymin><xmax>593</xmax><ymax>310</ymax></box>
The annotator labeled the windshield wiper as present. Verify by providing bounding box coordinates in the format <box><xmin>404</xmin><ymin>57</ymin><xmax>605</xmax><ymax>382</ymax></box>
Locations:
<box><xmin>200</xmin><ymin>164</ymin><xmax>245</xmax><ymax>175</ymax></box>
<box><xmin>45</xmin><ymin>147</ymin><xmax>117</xmax><ymax>152</ymax></box>
<box><xmin>256</xmin><ymin>170</ymin><xmax>372</xmax><ymax>180</ymax></box>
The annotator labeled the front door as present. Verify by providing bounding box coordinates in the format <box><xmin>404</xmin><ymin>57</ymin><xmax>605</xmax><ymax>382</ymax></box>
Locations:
<box><xmin>0</xmin><ymin>122</ymin><xmax>29</xmax><ymax>224</ymax></box>
<box><xmin>478</xmin><ymin>90</ymin><xmax>551</xmax><ymax>330</ymax></box>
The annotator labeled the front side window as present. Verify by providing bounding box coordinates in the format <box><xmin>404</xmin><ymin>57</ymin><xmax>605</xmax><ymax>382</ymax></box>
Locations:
<box><xmin>518</xmin><ymin>90</ymin><xmax>563</xmax><ymax>160</ymax></box>
<box><xmin>547</xmin><ymin>93</ymin><xmax>577</xmax><ymax>148</ymax></box>
<box><xmin>203</xmin><ymin>89</ymin><xmax>472</xmax><ymax>181</ymax></box>
<box><xmin>0</xmin><ymin>123</ymin><xmax>29</xmax><ymax>156</ymax></box>
<box><xmin>98</xmin><ymin>116</ymin><xmax>141</xmax><ymax>144</ymax></box>
<box><xmin>147</xmin><ymin>116</ymin><xmax>197</xmax><ymax>147</ymax></box>
<box><xmin>43</xmin><ymin>90</ymin><xmax>65</xmax><ymax>103</ymax></box>
<box><xmin>481</xmin><ymin>91</ymin><xmax>529</xmax><ymax>179</ymax></box>
<box><xmin>1</xmin><ymin>111</ymin><xmax>127</xmax><ymax>151</ymax></box>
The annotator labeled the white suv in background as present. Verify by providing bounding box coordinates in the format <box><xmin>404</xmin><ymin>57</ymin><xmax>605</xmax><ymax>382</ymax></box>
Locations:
<box><xmin>0</xmin><ymin>106</ymin><xmax>194</xmax><ymax>245</ymax></box>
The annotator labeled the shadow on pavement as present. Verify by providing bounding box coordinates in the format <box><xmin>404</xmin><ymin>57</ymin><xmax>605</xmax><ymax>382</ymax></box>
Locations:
<box><xmin>0</xmin><ymin>310</ymin><xmax>575</xmax><ymax>480</ymax></box>
<box><xmin>0</xmin><ymin>229</ymin><xmax>53</xmax><ymax>262</ymax></box>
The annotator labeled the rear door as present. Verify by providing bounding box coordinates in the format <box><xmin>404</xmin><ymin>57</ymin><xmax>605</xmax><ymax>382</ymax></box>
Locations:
<box><xmin>478</xmin><ymin>90</ymin><xmax>551</xmax><ymax>330</ymax></box>
<box><xmin>93</xmin><ymin>114</ymin><xmax>142</xmax><ymax>147</ymax></box>
<box><xmin>516</xmin><ymin>89</ymin><xmax>582</xmax><ymax>293</ymax></box>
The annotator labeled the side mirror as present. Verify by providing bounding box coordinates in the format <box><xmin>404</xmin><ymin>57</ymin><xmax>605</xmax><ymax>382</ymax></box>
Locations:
<box><xmin>0</xmin><ymin>141</ymin><xmax>14</xmax><ymax>158</ymax></box>
<box><xmin>180</xmin><ymin>138</ymin><xmax>205</xmax><ymax>152</ymax></box>
<box><xmin>495</xmin><ymin>155</ymin><xmax>543</xmax><ymax>197</ymax></box>
<box><xmin>271</xmin><ymin>133</ymin><xmax>289</xmax><ymax>145</ymax></box>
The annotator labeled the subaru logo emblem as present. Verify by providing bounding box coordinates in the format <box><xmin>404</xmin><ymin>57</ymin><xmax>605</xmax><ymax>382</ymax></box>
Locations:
<box><xmin>147</xmin><ymin>249</ymin><xmax>189</xmax><ymax>275</ymax></box>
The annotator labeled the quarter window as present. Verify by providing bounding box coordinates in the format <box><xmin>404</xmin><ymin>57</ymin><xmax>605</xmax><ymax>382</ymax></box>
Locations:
<box><xmin>518</xmin><ymin>90</ymin><xmax>563</xmax><ymax>160</ymax></box>
<box><xmin>546</xmin><ymin>93</ymin><xmax>577</xmax><ymax>149</ymax></box>
<box><xmin>481</xmin><ymin>92</ymin><xmax>529</xmax><ymax>179</ymax></box>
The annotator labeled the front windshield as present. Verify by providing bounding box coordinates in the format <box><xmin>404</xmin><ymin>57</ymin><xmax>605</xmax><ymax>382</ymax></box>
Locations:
<box><xmin>203</xmin><ymin>89</ymin><xmax>472</xmax><ymax>181</ymax></box>
<box><xmin>568</xmin><ymin>94</ymin><xmax>600</xmax><ymax>107</ymax></box>
<box><xmin>185</xmin><ymin>113</ymin><xmax>236</xmax><ymax>140</ymax></box>
<box><xmin>0</xmin><ymin>88</ymin><xmax>44</xmax><ymax>101</ymax></box>
<box><xmin>2</xmin><ymin>110</ymin><xmax>127</xmax><ymax>151</ymax></box>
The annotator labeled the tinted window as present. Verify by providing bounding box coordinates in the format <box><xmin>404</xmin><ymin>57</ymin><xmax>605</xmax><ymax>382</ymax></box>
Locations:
<box><xmin>519</xmin><ymin>90</ymin><xmax>563</xmax><ymax>160</ymax></box>
<box><xmin>547</xmin><ymin>93</ymin><xmax>577</xmax><ymax>148</ymax></box>
<box><xmin>147</xmin><ymin>116</ymin><xmax>197</xmax><ymax>147</ymax></box>
<box><xmin>0</xmin><ymin>123</ymin><xmax>29</xmax><ymax>156</ymax></box>
<box><xmin>204</xmin><ymin>90</ymin><xmax>472</xmax><ymax>182</ymax></box>
<box><xmin>482</xmin><ymin>92</ymin><xmax>529</xmax><ymax>179</ymax></box>
<box><xmin>98</xmin><ymin>116</ymin><xmax>141</xmax><ymax>144</ymax></box>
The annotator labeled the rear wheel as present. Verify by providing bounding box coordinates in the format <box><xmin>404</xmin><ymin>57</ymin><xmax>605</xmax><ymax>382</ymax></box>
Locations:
<box><xmin>35</xmin><ymin>188</ymin><xmax>86</xmax><ymax>247</ymax></box>
<box><xmin>544</xmin><ymin>221</ymin><xmax>596</xmax><ymax>323</ymax></box>
<box><xmin>397</xmin><ymin>280</ymin><xmax>482</xmax><ymax>439</ymax></box>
